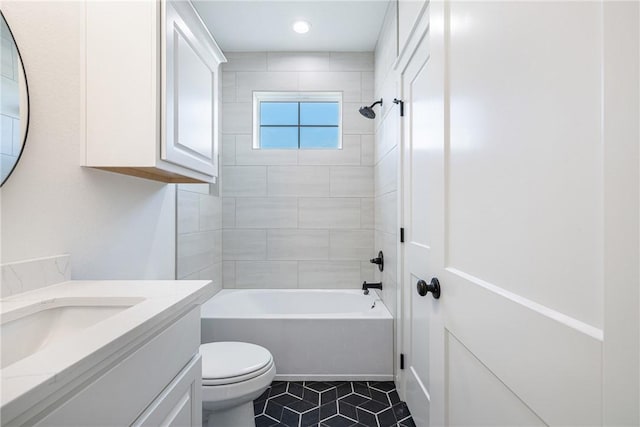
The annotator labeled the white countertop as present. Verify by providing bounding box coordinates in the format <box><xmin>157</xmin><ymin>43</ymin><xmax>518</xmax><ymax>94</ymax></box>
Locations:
<box><xmin>0</xmin><ymin>280</ymin><xmax>215</xmax><ymax>418</ymax></box>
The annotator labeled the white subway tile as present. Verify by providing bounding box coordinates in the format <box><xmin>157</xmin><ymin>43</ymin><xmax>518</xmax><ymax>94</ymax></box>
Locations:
<box><xmin>361</xmin><ymin>134</ymin><xmax>375</xmax><ymax>166</ymax></box>
<box><xmin>236</xmin><ymin>135</ymin><xmax>298</xmax><ymax>165</ymax></box>
<box><xmin>375</xmin><ymin>191</ymin><xmax>397</xmax><ymax>235</ymax></box>
<box><xmin>221</xmin><ymin>166</ymin><xmax>267</xmax><ymax>197</ymax></box>
<box><xmin>222</xmin><ymin>197</ymin><xmax>236</xmax><ymax>228</ymax></box>
<box><xmin>299</xmin><ymin>198</ymin><xmax>361</xmax><ymax>229</ymax></box>
<box><xmin>375</xmin><ymin>4</ymin><xmax>398</xmax><ymax>88</ymax></box>
<box><xmin>297</xmin><ymin>135</ymin><xmax>361</xmax><ymax>166</ymax></box>
<box><xmin>222</xmin><ymin>72</ymin><xmax>236</xmax><ymax>103</ymax></box>
<box><xmin>361</xmin><ymin>198</ymin><xmax>375</xmax><ymax>229</ymax></box>
<box><xmin>199</xmin><ymin>194</ymin><xmax>222</xmax><ymax>231</ymax></box>
<box><xmin>267</xmin><ymin>52</ymin><xmax>331</xmax><ymax>71</ymax></box>
<box><xmin>330</xmin><ymin>52</ymin><xmax>375</xmax><ymax>71</ymax></box>
<box><xmin>298</xmin><ymin>261</ymin><xmax>361</xmax><ymax>288</ymax></box>
<box><xmin>236</xmin><ymin>71</ymin><xmax>299</xmax><ymax>102</ymax></box>
<box><xmin>236</xmin><ymin>198</ymin><xmax>298</xmax><ymax>228</ymax></box>
<box><xmin>178</xmin><ymin>231</ymin><xmax>216</xmax><ymax>257</ymax></box>
<box><xmin>177</xmin><ymin>190</ymin><xmax>199</xmax><ymax>234</ymax></box>
<box><xmin>361</xmin><ymin>72</ymin><xmax>375</xmax><ymax>103</ymax></box>
<box><xmin>199</xmin><ymin>262</ymin><xmax>223</xmax><ymax>288</ymax></box>
<box><xmin>380</xmin><ymin>229</ymin><xmax>398</xmax><ymax>279</ymax></box>
<box><xmin>268</xmin><ymin>166</ymin><xmax>330</xmax><ymax>197</ymax></box>
<box><xmin>222</xmin><ymin>229</ymin><xmax>267</xmax><ymax>260</ymax></box>
<box><xmin>330</xmin><ymin>166</ymin><xmax>374</xmax><ymax>197</ymax></box>
<box><xmin>177</xmin><ymin>183</ymin><xmax>211</xmax><ymax>194</ymax></box>
<box><xmin>223</xmin><ymin>52</ymin><xmax>267</xmax><ymax>71</ymax></box>
<box><xmin>178</xmin><ymin>270</ymin><xmax>200</xmax><ymax>280</ymax></box>
<box><xmin>361</xmin><ymin>261</ymin><xmax>377</xmax><ymax>283</ymax></box>
<box><xmin>177</xmin><ymin>231</ymin><xmax>217</xmax><ymax>277</ymax></box>
<box><xmin>329</xmin><ymin>230</ymin><xmax>374</xmax><ymax>260</ymax></box>
<box><xmin>375</xmin><ymin>146</ymin><xmax>398</xmax><ymax>196</ymax></box>
<box><xmin>298</xmin><ymin>71</ymin><xmax>362</xmax><ymax>102</ymax></box>
<box><xmin>222</xmin><ymin>103</ymin><xmax>252</xmax><ymax>134</ymax></box>
<box><xmin>374</xmin><ymin>76</ymin><xmax>399</xmax><ymax>132</ymax></box>
<box><xmin>213</xmin><ymin>230</ymin><xmax>223</xmax><ymax>264</ymax></box>
<box><xmin>235</xmin><ymin>261</ymin><xmax>298</xmax><ymax>288</ymax></box>
<box><xmin>375</xmin><ymin>109</ymin><xmax>399</xmax><ymax>164</ymax></box>
<box><xmin>268</xmin><ymin>229</ymin><xmax>329</xmax><ymax>260</ymax></box>
<box><xmin>222</xmin><ymin>135</ymin><xmax>236</xmax><ymax>166</ymax></box>
<box><xmin>223</xmin><ymin>261</ymin><xmax>236</xmax><ymax>288</ymax></box>
<box><xmin>343</xmin><ymin>102</ymin><xmax>375</xmax><ymax>134</ymax></box>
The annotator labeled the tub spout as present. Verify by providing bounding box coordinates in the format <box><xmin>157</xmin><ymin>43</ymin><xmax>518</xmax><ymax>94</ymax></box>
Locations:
<box><xmin>362</xmin><ymin>281</ymin><xmax>382</xmax><ymax>295</ymax></box>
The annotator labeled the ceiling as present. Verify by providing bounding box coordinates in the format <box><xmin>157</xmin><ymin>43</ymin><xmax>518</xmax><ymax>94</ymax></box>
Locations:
<box><xmin>192</xmin><ymin>0</ymin><xmax>390</xmax><ymax>52</ymax></box>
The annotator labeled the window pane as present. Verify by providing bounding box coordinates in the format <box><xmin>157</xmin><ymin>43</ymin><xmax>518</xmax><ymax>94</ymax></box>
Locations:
<box><xmin>261</xmin><ymin>126</ymin><xmax>298</xmax><ymax>149</ymax></box>
<box><xmin>260</xmin><ymin>102</ymin><xmax>298</xmax><ymax>125</ymax></box>
<box><xmin>300</xmin><ymin>127</ymin><xmax>340</xmax><ymax>149</ymax></box>
<box><xmin>300</xmin><ymin>102</ymin><xmax>339</xmax><ymax>125</ymax></box>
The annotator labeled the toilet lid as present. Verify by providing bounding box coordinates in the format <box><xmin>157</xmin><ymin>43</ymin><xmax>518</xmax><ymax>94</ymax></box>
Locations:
<box><xmin>200</xmin><ymin>342</ymin><xmax>273</xmax><ymax>383</ymax></box>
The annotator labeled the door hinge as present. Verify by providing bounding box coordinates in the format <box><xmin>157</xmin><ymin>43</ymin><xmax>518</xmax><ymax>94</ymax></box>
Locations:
<box><xmin>400</xmin><ymin>353</ymin><xmax>405</xmax><ymax>370</ymax></box>
<box><xmin>393</xmin><ymin>98</ymin><xmax>404</xmax><ymax>117</ymax></box>
<box><xmin>400</xmin><ymin>228</ymin><xmax>405</xmax><ymax>243</ymax></box>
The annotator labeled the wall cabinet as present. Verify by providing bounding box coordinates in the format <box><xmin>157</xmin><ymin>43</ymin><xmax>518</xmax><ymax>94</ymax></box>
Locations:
<box><xmin>82</xmin><ymin>0</ymin><xmax>226</xmax><ymax>184</ymax></box>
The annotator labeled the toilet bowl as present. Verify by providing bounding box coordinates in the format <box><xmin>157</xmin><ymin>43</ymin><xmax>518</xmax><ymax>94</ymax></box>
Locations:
<box><xmin>200</xmin><ymin>341</ymin><xmax>276</xmax><ymax>427</ymax></box>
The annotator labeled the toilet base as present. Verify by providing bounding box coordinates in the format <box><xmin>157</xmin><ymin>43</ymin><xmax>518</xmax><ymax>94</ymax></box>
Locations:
<box><xmin>205</xmin><ymin>402</ymin><xmax>255</xmax><ymax>427</ymax></box>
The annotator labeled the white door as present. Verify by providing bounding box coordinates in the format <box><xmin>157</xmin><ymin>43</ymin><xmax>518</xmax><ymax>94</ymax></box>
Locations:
<box><xmin>400</xmin><ymin>12</ymin><xmax>445</xmax><ymax>426</ymax></box>
<box><xmin>400</xmin><ymin>2</ymin><xmax>639</xmax><ymax>426</ymax></box>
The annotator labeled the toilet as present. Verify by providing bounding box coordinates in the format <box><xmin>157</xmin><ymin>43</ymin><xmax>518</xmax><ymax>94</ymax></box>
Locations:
<box><xmin>200</xmin><ymin>341</ymin><xmax>276</xmax><ymax>427</ymax></box>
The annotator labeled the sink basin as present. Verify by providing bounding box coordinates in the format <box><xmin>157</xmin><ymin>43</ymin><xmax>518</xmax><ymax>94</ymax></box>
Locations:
<box><xmin>1</xmin><ymin>297</ymin><xmax>144</xmax><ymax>369</ymax></box>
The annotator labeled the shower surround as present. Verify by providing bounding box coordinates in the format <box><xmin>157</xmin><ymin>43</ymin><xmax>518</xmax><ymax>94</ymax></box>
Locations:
<box><xmin>220</xmin><ymin>52</ymin><xmax>376</xmax><ymax>290</ymax></box>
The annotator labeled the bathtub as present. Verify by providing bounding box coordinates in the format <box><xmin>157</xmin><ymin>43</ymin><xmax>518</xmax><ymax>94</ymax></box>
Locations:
<box><xmin>201</xmin><ymin>289</ymin><xmax>393</xmax><ymax>381</ymax></box>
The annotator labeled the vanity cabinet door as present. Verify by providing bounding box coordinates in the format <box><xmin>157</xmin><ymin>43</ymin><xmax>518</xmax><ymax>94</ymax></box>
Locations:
<box><xmin>30</xmin><ymin>308</ymin><xmax>200</xmax><ymax>427</ymax></box>
<box><xmin>132</xmin><ymin>355</ymin><xmax>202</xmax><ymax>427</ymax></box>
<box><xmin>162</xmin><ymin>0</ymin><xmax>223</xmax><ymax>180</ymax></box>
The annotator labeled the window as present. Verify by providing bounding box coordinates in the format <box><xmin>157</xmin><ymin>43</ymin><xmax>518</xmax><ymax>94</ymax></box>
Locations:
<box><xmin>253</xmin><ymin>92</ymin><xmax>342</xmax><ymax>149</ymax></box>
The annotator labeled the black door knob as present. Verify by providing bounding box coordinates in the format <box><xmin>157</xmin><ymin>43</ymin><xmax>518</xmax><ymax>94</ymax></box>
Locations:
<box><xmin>416</xmin><ymin>277</ymin><xmax>441</xmax><ymax>299</ymax></box>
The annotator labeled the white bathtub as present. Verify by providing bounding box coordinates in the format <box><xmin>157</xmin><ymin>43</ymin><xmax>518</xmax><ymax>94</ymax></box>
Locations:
<box><xmin>201</xmin><ymin>289</ymin><xmax>393</xmax><ymax>381</ymax></box>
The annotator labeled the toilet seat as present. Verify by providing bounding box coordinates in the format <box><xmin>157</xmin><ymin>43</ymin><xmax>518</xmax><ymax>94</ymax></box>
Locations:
<box><xmin>200</xmin><ymin>342</ymin><xmax>273</xmax><ymax>386</ymax></box>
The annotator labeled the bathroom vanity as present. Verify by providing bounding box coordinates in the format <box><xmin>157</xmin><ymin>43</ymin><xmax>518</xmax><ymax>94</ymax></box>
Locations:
<box><xmin>0</xmin><ymin>280</ymin><xmax>215</xmax><ymax>426</ymax></box>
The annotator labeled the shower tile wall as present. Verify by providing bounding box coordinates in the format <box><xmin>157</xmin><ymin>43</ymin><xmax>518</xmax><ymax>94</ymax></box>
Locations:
<box><xmin>374</xmin><ymin>1</ymin><xmax>401</xmax><ymax>371</ymax></box>
<box><xmin>176</xmin><ymin>183</ymin><xmax>223</xmax><ymax>293</ymax></box>
<box><xmin>370</xmin><ymin>1</ymin><xmax>400</xmax><ymax>319</ymax></box>
<box><xmin>221</xmin><ymin>52</ymin><xmax>376</xmax><ymax>289</ymax></box>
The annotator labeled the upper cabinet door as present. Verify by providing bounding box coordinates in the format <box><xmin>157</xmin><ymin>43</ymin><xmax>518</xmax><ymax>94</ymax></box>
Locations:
<box><xmin>162</xmin><ymin>0</ymin><xmax>226</xmax><ymax>180</ymax></box>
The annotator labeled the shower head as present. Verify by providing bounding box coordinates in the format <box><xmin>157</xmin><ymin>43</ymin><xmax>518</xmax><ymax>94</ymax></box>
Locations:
<box><xmin>359</xmin><ymin>99</ymin><xmax>383</xmax><ymax>119</ymax></box>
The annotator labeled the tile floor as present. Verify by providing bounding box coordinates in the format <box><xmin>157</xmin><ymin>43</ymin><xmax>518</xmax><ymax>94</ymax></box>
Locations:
<box><xmin>254</xmin><ymin>381</ymin><xmax>416</xmax><ymax>427</ymax></box>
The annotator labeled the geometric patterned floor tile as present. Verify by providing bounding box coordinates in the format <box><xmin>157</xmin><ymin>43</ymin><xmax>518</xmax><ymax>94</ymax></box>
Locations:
<box><xmin>254</xmin><ymin>381</ymin><xmax>416</xmax><ymax>427</ymax></box>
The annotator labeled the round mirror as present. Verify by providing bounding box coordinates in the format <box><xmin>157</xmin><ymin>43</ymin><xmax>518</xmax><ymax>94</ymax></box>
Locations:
<box><xmin>1</xmin><ymin>12</ymin><xmax>29</xmax><ymax>186</ymax></box>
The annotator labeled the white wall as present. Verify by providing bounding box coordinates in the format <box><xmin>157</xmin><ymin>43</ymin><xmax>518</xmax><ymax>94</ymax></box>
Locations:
<box><xmin>220</xmin><ymin>52</ymin><xmax>377</xmax><ymax>289</ymax></box>
<box><xmin>0</xmin><ymin>2</ymin><xmax>175</xmax><ymax>280</ymax></box>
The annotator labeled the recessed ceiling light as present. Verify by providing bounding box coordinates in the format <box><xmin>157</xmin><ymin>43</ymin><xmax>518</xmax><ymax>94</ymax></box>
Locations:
<box><xmin>292</xmin><ymin>20</ymin><xmax>311</xmax><ymax>34</ymax></box>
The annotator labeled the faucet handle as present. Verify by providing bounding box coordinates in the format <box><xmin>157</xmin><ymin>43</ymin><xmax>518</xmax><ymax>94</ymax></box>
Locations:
<box><xmin>369</xmin><ymin>251</ymin><xmax>384</xmax><ymax>272</ymax></box>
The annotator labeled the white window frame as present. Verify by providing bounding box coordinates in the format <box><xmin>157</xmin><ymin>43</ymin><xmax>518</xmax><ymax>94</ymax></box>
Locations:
<box><xmin>252</xmin><ymin>91</ymin><xmax>343</xmax><ymax>149</ymax></box>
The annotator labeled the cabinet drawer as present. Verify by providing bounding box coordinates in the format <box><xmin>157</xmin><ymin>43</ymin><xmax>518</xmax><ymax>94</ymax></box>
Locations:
<box><xmin>34</xmin><ymin>307</ymin><xmax>200</xmax><ymax>426</ymax></box>
<box><xmin>133</xmin><ymin>355</ymin><xmax>202</xmax><ymax>427</ymax></box>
